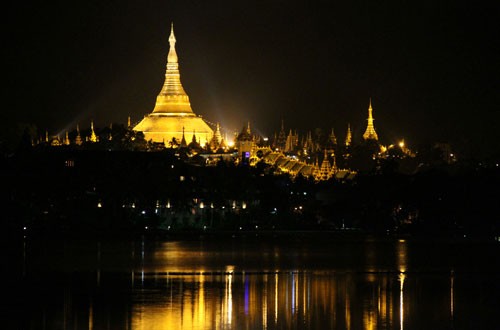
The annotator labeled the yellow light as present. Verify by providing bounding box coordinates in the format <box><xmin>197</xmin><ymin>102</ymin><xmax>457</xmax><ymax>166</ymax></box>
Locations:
<box><xmin>399</xmin><ymin>141</ymin><xmax>405</xmax><ymax>148</ymax></box>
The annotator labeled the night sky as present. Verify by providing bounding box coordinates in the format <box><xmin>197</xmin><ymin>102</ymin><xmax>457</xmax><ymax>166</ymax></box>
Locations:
<box><xmin>3</xmin><ymin>1</ymin><xmax>499</xmax><ymax>158</ymax></box>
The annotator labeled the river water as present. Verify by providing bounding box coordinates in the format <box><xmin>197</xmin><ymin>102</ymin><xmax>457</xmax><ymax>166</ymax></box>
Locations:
<box><xmin>5</xmin><ymin>232</ymin><xmax>500</xmax><ymax>329</ymax></box>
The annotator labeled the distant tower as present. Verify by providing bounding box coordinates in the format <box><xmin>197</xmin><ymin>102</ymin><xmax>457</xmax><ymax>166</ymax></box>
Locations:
<box><xmin>303</xmin><ymin>131</ymin><xmax>314</xmax><ymax>155</ymax></box>
<box><xmin>64</xmin><ymin>131</ymin><xmax>70</xmax><ymax>145</ymax></box>
<box><xmin>89</xmin><ymin>120</ymin><xmax>98</xmax><ymax>143</ymax></box>
<box><xmin>330</xmin><ymin>150</ymin><xmax>337</xmax><ymax>175</ymax></box>
<box><xmin>209</xmin><ymin>122</ymin><xmax>222</xmax><ymax>151</ymax></box>
<box><xmin>363</xmin><ymin>98</ymin><xmax>378</xmax><ymax>141</ymax></box>
<box><xmin>285</xmin><ymin>129</ymin><xmax>296</xmax><ymax>153</ymax></box>
<box><xmin>329</xmin><ymin>128</ymin><xmax>337</xmax><ymax>145</ymax></box>
<box><xmin>345</xmin><ymin>123</ymin><xmax>352</xmax><ymax>147</ymax></box>
<box><xmin>316</xmin><ymin>149</ymin><xmax>332</xmax><ymax>181</ymax></box>
<box><xmin>236</xmin><ymin>121</ymin><xmax>255</xmax><ymax>162</ymax></box>
<box><xmin>180</xmin><ymin>127</ymin><xmax>187</xmax><ymax>148</ymax></box>
<box><xmin>276</xmin><ymin>119</ymin><xmax>287</xmax><ymax>151</ymax></box>
<box><xmin>75</xmin><ymin>124</ymin><xmax>83</xmax><ymax>146</ymax></box>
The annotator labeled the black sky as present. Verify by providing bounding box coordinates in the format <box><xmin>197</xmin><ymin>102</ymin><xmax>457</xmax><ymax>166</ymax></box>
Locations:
<box><xmin>3</xmin><ymin>1</ymin><xmax>500</xmax><ymax>158</ymax></box>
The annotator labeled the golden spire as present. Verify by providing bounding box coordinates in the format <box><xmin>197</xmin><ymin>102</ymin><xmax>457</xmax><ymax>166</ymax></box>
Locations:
<box><xmin>152</xmin><ymin>22</ymin><xmax>193</xmax><ymax>115</ymax></box>
<box><xmin>330</xmin><ymin>149</ymin><xmax>337</xmax><ymax>174</ymax></box>
<box><xmin>209</xmin><ymin>124</ymin><xmax>221</xmax><ymax>151</ymax></box>
<box><xmin>108</xmin><ymin>123</ymin><xmax>113</xmax><ymax>141</ymax></box>
<box><xmin>329</xmin><ymin>128</ymin><xmax>337</xmax><ymax>145</ymax></box>
<box><xmin>180</xmin><ymin>126</ymin><xmax>187</xmax><ymax>147</ymax></box>
<box><xmin>345</xmin><ymin>123</ymin><xmax>352</xmax><ymax>146</ymax></box>
<box><xmin>75</xmin><ymin>124</ymin><xmax>82</xmax><ymax>145</ymax></box>
<box><xmin>89</xmin><ymin>120</ymin><xmax>98</xmax><ymax>143</ymax></box>
<box><xmin>363</xmin><ymin>98</ymin><xmax>379</xmax><ymax>140</ymax></box>
<box><xmin>191</xmin><ymin>130</ymin><xmax>197</xmax><ymax>144</ymax></box>
<box><xmin>215</xmin><ymin>123</ymin><xmax>222</xmax><ymax>141</ymax></box>
<box><xmin>64</xmin><ymin>131</ymin><xmax>70</xmax><ymax>145</ymax></box>
<box><xmin>127</xmin><ymin>116</ymin><xmax>131</xmax><ymax>128</ymax></box>
<box><xmin>318</xmin><ymin>149</ymin><xmax>332</xmax><ymax>181</ymax></box>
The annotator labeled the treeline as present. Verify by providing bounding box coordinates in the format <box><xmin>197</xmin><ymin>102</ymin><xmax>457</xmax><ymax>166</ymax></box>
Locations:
<box><xmin>1</xmin><ymin>148</ymin><xmax>499</xmax><ymax>238</ymax></box>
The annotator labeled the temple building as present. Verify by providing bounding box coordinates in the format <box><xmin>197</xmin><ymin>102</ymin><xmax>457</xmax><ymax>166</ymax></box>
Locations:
<box><xmin>363</xmin><ymin>98</ymin><xmax>378</xmax><ymax>141</ymax></box>
<box><xmin>236</xmin><ymin>122</ymin><xmax>255</xmax><ymax>163</ymax></box>
<box><xmin>133</xmin><ymin>24</ymin><xmax>213</xmax><ymax>145</ymax></box>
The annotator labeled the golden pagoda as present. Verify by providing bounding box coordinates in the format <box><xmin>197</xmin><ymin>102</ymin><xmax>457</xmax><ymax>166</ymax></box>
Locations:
<box><xmin>88</xmin><ymin>120</ymin><xmax>98</xmax><ymax>143</ymax></box>
<box><xmin>209</xmin><ymin>122</ymin><xmax>223</xmax><ymax>151</ymax></box>
<box><xmin>363</xmin><ymin>98</ymin><xmax>378</xmax><ymax>141</ymax></box>
<box><xmin>345</xmin><ymin>123</ymin><xmax>352</xmax><ymax>147</ymax></box>
<box><xmin>133</xmin><ymin>23</ymin><xmax>213</xmax><ymax>144</ymax></box>
<box><xmin>316</xmin><ymin>149</ymin><xmax>332</xmax><ymax>181</ymax></box>
<box><xmin>75</xmin><ymin>124</ymin><xmax>83</xmax><ymax>146</ymax></box>
<box><xmin>64</xmin><ymin>131</ymin><xmax>70</xmax><ymax>145</ymax></box>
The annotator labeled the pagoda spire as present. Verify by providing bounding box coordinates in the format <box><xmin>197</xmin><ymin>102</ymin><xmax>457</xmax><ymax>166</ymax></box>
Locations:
<box><xmin>191</xmin><ymin>129</ymin><xmax>197</xmax><ymax>143</ymax></box>
<box><xmin>152</xmin><ymin>22</ymin><xmax>193</xmax><ymax>115</ymax></box>
<box><xmin>213</xmin><ymin>123</ymin><xmax>222</xmax><ymax>143</ymax></box>
<box><xmin>329</xmin><ymin>128</ymin><xmax>337</xmax><ymax>145</ymax></box>
<box><xmin>209</xmin><ymin>122</ymin><xmax>222</xmax><ymax>151</ymax></box>
<box><xmin>345</xmin><ymin>123</ymin><xmax>352</xmax><ymax>147</ymax></box>
<box><xmin>89</xmin><ymin>120</ymin><xmax>98</xmax><ymax>142</ymax></box>
<box><xmin>363</xmin><ymin>97</ymin><xmax>378</xmax><ymax>141</ymax></box>
<box><xmin>108</xmin><ymin>123</ymin><xmax>113</xmax><ymax>141</ymax></box>
<box><xmin>180</xmin><ymin>126</ymin><xmax>187</xmax><ymax>148</ymax></box>
<box><xmin>75</xmin><ymin>124</ymin><xmax>82</xmax><ymax>145</ymax></box>
<box><xmin>64</xmin><ymin>131</ymin><xmax>70</xmax><ymax>145</ymax></box>
<box><xmin>276</xmin><ymin>119</ymin><xmax>286</xmax><ymax>150</ymax></box>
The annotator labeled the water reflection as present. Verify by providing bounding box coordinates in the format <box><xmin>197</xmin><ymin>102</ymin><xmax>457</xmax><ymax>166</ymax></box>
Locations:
<box><xmin>11</xmin><ymin>235</ymin><xmax>500</xmax><ymax>329</ymax></box>
<box><xmin>127</xmin><ymin>270</ymin><xmax>425</xmax><ymax>330</ymax></box>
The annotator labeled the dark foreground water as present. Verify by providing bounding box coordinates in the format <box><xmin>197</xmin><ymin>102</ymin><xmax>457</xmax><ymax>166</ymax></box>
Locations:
<box><xmin>4</xmin><ymin>232</ymin><xmax>500</xmax><ymax>329</ymax></box>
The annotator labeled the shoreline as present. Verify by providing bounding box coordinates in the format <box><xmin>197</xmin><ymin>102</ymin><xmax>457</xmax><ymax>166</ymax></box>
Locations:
<box><xmin>6</xmin><ymin>226</ymin><xmax>498</xmax><ymax>244</ymax></box>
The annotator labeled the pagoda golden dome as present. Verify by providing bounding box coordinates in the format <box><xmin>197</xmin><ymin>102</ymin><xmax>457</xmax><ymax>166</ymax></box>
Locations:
<box><xmin>133</xmin><ymin>23</ymin><xmax>213</xmax><ymax>145</ymax></box>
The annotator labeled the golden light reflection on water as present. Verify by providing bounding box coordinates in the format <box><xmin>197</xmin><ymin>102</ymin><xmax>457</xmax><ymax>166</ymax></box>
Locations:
<box><xmin>397</xmin><ymin>239</ymin><xmax>407</xmax><ymax>330</ymax></box>
<box><xmin>20</xmin><ymin>237</ymin><xmax>492</xmax><ymax>330</ymax></box>
<box><xmin>129</xmin><ymin>270</ymin><xmax>416</xmax><ymax>330</ymax></box>
<box><xmin>127</xmin><ymin>239</ymin><xmax>414</xmax><ymax>329</ymax></box>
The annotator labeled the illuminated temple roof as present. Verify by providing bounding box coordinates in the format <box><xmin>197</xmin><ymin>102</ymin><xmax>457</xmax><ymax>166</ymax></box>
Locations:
<box><xmin>133</xmin><ymin>23</ymin><xmax>213</xmax><ymax>144</ymax></box>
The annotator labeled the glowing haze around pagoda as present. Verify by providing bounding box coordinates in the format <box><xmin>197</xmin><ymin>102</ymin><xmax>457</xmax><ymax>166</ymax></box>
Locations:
<box><xmin>133</xmin><ymin>23</ymin><xmax>213</xmax><ymax>144</ymax></box>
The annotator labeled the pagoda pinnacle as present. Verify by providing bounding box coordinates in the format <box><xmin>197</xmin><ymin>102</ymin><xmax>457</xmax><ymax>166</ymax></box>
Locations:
<box><xmin>152</xmin><ymin>22</ymin><xmax>193</xmax><ymax>115</ymax></box>
<box><xmin>75</xmin><ymin>124</ymin><xmax>82</xmax><ymax>146</ymax></box>
<box><xmin>89</xmin><ymin>120</ymin><xmax>98</xmax><ymax>143</ymax></box>
<box><xmin>180</xmin><ymin>126</ymin><xmax>187</xmax><ymax>147</ymax></box>
<box><xmin>64</xmin><ymin>131</ymin><xmax>70</xmax><ymax>145</ymax></box>
<box><xmin>345</xmin><ymin>123</ymin><xmax>352</xmax><ymax>147</ymax></box>
<box><xmin>363</xmin><ymin>98</ymin><xmax>379</xmax><ymax>141</ymax></box>
<box><xmin>167</xmin><ymin>23</ymin><xmax>178</xmax><ymax>65</ymax></box>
